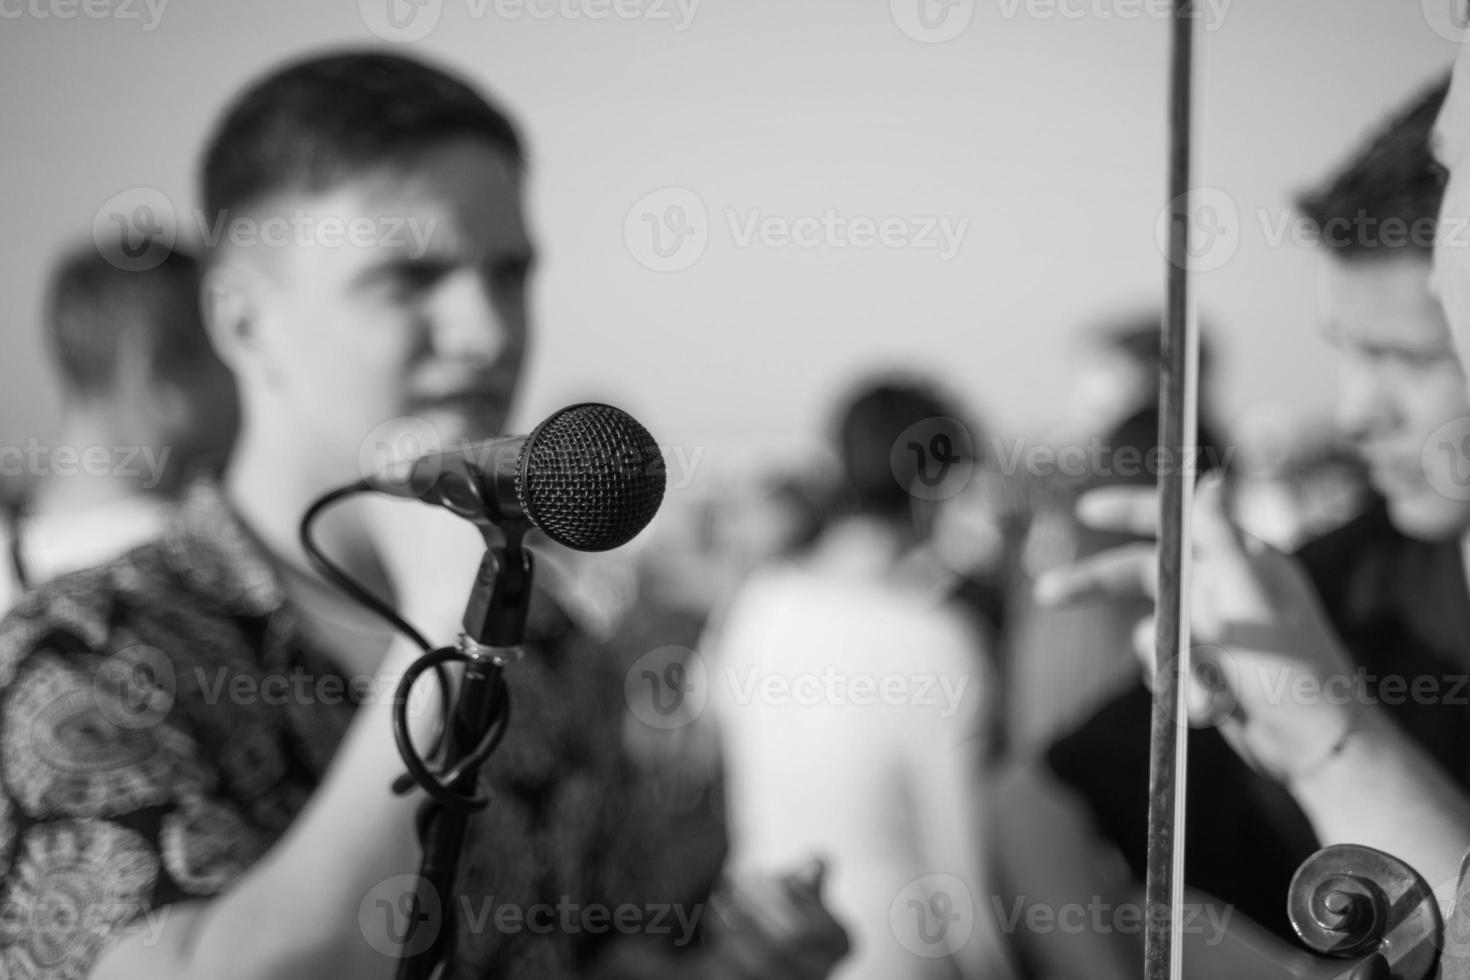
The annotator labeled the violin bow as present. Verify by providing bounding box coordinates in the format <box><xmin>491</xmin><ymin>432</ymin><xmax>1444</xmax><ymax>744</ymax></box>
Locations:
<box><xmin>1144</xmin><ymin>3</ymin><xmax>1199</xmax><ymax>980</ymax></box>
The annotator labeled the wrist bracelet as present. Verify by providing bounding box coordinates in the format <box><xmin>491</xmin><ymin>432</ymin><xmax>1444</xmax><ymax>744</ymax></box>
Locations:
<box><xmin>1288</xmin><ymin>712</ymin><xmax>1357</xmax><ymax>786</ymax></box>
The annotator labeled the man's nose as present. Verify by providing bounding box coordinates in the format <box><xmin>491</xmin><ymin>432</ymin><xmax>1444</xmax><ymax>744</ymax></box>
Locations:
<box><xmin>1336</xmin><ymin>363</ymin><xmax>1397</xmax><ymax>440</ymax></box>
<box><xmin>428</xmin><ymin>269</ymin><xmax>517</xmax><ymax>364</ymax></box>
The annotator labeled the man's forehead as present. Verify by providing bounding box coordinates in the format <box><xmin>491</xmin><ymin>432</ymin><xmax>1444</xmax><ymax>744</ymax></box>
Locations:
<box><xmin>1320</xmin><ymin>254</ymin><xmax>1453</xmax><ymax>349</ymax></box>
<box><xmin>280</xmin><ymin>153</ymin><xmax>528</xmax><ymax>266</ymax></box>
<box><xmin>352</xmin><ymin>147</ymin><xmax>524</xmax><ymax>226</ymax></box>
<box><xmin>218</xmin><ymin>157</ymin><xmax>530</xmax><ymax>284</ymax></box>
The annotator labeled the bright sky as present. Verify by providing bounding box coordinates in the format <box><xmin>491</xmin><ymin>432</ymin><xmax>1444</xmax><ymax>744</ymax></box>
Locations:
<box><xmin>0</xmin><ymin>0</ymin><xmax>1458</xmax><ymax>481</ymax></box>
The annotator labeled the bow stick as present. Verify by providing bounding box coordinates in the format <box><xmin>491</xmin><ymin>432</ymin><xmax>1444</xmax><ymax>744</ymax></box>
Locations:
<box><xmin>1144</xmin><ymin>3</ymin><xmax>1199</xmax><ymax>980</ymax></box>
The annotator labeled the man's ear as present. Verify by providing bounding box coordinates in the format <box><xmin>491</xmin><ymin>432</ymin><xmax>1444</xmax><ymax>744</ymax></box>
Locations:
<box><xmin>201</xmin><ymin>258</ymin><xmax>277</xmax><ymax>383</ymax></box>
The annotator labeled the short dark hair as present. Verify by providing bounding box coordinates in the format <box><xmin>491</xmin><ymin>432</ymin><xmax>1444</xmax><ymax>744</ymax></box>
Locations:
<box><xmin>44</xmin><ymin>242</ymin><xmax>209</xmax><ymax>396</ymax></box>
<box><xmin>835</xmin><ymin>378</ymin><xmax>973</xmax><ymax>519</ymax></box>
<box><xmin>1296</xmin><ymin>73</ymin><xmax>1450</xmax><ymax>257</ymax></box>
<box><xmin>201</xmin><ymin>50</ymin><xmax>525</xmax><ymax>225</ymax></box>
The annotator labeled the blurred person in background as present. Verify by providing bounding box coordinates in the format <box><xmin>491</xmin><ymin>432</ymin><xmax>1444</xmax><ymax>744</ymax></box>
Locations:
<box><xmin>993</xmin><ymin>72</ymin><xmax>1470</xmax><ymax>980</ymax></box>
<box><xmin>925</xmin><ymin>444</ymin><xmax>1034</xmax><ymax>758</ymax></box>
<box><xmin>1004</xmin><ymin>315</ymin><xmax>1229</xmax><ymax>754</ymax></box>
<box><xmin>0</xmin><ymin>241</ymin><xmax>238</xmax><ymax>614</ymax></box>
<box><xmin>734</xmin><ymin>471</ymin><xmax>831</xmax><ymax>569</ymax></box>
<box><xmin>707</xmin><ymin>377</ymin><xmax>1018</xmax><ymax>980</ymax></box>
<box><xmin>609</xmin><ymin>467</ymin><xmax>833</xmax><ymax>662</ymax></box>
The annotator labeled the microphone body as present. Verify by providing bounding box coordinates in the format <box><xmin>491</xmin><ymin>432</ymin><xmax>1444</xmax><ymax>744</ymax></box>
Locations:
<box><xmin>370</xmin><ymin>404</ymin><xmax>665</xmax><ymax>552</ymax></box>
<box><xmin>396</xmin><ymin>434</ymin><xmax>530</xmax><ymax>522</ymax></box>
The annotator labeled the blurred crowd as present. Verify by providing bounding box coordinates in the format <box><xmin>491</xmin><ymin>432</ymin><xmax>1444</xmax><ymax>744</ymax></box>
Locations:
<box><xmin>585</xmin><ymin>313</ymin><xmax>1378</xmax><ymax>749</ymax></box>
<box><xmin>0</xmin><ymin>204</ymin><xmax>1394</xmax><ymax>980</ymax></box>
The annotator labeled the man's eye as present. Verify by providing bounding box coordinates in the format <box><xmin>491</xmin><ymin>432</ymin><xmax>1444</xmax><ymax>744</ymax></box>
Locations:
<box><xmin>492</xmin><ymin>259</ymin><xmax>532</xmax><ymax>290</ymax></box>
<box><xmin>1393</xmin><ymin>350</ymin><xmax>1453</xmax><ymax>370</ymax></box>
<box><xmin>1431</xmin><ymin>159</ymin><xmax>1451</xmax><ymax>188</ymax></box>
<box><xmin>380</xmin><ymin>264</ymin><xmax>444</xmax><ymax>296</ymax></box>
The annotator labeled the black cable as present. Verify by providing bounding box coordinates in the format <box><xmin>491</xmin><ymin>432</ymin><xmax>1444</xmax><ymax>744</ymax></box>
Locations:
<box><xmin>4</xmin><ymin>495</ymin><xmax>28</xmax><ymax>591</ymax></box>
<box><xmin>299</xmin><ymin>482</ymin><xmax>433</xmax><ymax>652</ymax></box>
<box><xmin>301</xmin><ymin>481</ymin><xmax>513</xmax><ymax>812</ymax></box>
<box><xmin>300</xmin><ymin>481</ymin><xmax>461</xmax><ymax>775</ymax></box>
<box><xmin>389</xmin><ymin>646</ymin><xmax>510</xmax><ymax>811</ymax></box>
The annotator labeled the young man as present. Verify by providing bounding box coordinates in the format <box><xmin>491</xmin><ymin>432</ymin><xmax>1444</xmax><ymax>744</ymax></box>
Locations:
<box><xmin>1037</xmin><ymin>66</ymin><xmax>1470</xmax><ymax>928</ymax></box>
<box><xmin>999</xmin><ymin>75</ymin><xmax>1470</xmax><ymax>979</ymax></box>
<box><xmin>0</xmin><ymin>242</ymin><xmax>238</xmax><ymax>614</ymax></box>
<box><xmin>0</xmin><ymin>51</ymin><xmax>847</xmax><ymax>980</ymax></box>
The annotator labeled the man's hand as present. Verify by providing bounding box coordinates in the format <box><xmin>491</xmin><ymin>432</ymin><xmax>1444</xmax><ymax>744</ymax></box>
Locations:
<box><xmin>704</xmin><ymin>859</ymin><xmax>851</xmax><ymax>980</ymax></box>
<box><xmin>1035</xmin><ymin>479</ymin><xmax>1358</xmax><ymax>785</ymax></box>
<box><xmin>589</xmin><ymin>860</ymin><xmax>851</xmax><ymax>980</ymax></box>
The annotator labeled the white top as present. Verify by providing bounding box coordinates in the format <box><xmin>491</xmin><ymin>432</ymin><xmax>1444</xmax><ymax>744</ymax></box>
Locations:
<box><xmin>706</xmin><ymin>522</ymin><xmax>1017</xmax><ymax>980</ymax></box>
<box><xmin>0</xmin><ymin>495</ymin><xmax>173</xmax><ymax>616</ymax></box>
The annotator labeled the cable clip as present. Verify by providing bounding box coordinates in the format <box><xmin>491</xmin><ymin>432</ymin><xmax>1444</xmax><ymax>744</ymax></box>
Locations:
<box><xmin>457</xmin><ymin>634</ymin><xmax>523</xmax><ymax>668</ymax></box>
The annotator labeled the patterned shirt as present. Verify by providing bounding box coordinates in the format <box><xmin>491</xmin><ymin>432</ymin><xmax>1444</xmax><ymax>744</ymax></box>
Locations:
<box><xmin>0</xmin><ymin>482</ymin><xmax>726</xmax><ymax>980</ymax></box>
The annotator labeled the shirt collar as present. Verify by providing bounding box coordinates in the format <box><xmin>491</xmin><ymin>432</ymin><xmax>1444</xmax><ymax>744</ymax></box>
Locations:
<box><xmin>161</xmin><ymin>479</ymin><xmax>285</xmax><ymax>618</ymax></box>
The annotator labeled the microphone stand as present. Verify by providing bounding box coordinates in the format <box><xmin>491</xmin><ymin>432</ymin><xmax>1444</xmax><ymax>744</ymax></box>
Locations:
<box><xmin>392</xmin><ymin>525</ymin><xmax>534</xmax><ymax>980</ymax></box>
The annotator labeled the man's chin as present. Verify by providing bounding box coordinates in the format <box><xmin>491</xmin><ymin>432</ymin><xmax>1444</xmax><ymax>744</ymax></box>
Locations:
<box><xmin>1385</xmin><ymin>493</ymin><xmax>1470</xmax><ymax>543</ymax></box>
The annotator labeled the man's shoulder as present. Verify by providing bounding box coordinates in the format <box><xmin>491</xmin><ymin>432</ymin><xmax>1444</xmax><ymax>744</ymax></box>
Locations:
<box><xmin>0</xmin><ymin>539</ymin><xmax>182</xmax><ymax>677</ymax></box>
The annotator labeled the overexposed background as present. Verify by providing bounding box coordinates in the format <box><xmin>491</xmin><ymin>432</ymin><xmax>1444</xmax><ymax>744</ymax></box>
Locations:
<box><xmin>0</xmin><ymin>0</ymin><xmax>1459</xmax><ymax>477</ymax></box>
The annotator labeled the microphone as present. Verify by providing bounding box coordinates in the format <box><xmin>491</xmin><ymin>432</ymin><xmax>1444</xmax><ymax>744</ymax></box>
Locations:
<box><xmin>370</xmin><ymin>403</ymin><xmax>666</xmax><ymax>551</ymax></box>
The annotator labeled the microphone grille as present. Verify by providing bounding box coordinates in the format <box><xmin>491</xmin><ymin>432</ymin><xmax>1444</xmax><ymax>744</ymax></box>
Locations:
<box><xmin>516</xmin><ymin>403</ymin><xmax>666</xmax><ymax>551</ymax></box>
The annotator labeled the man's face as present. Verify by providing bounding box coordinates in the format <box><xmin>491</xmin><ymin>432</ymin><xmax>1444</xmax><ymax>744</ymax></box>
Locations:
<box><xmin>1433</xmin><ymin>51</ymin><xmax>1470</xmax><ymax>380</ymax></box>
<box><xmin>1322</xmin><ymin>252</ymin><xmax>1470</xmax><ymax>539</ymax></box>
<box><xmin>234</xmin><ymin>138</ymin><xmax>533</xmax><ymax>474</ymax></box>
